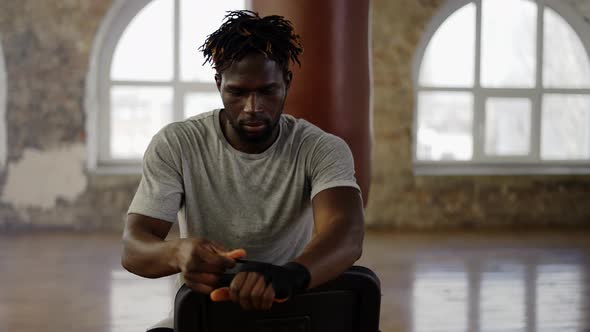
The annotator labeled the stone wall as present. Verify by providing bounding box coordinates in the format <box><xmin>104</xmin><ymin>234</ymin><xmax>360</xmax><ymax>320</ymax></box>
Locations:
<box><xmin>366</xmin><ymin>0</ymin><xmax>590</xmax><ymax>228</ymax></box>
<box><xmin>0</xmin><ymin>0</ymin><xmax>588</xmax><ymax>230</ymax></box>
<box><xmin>0</xmin><ymin>1</ymin><xmax>135</xmax><ymax>230</ymax></box>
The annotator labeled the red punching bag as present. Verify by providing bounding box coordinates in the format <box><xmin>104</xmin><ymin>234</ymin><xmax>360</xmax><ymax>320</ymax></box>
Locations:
<box><xmin>251</xmin><ymin>0</ymin><xmax>373</xmax><ymax>205</ymax></box>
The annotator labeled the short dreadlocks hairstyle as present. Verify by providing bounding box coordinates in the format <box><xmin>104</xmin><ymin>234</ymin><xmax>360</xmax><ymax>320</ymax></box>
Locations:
<box><xmin>199</xmin><ymin>10</ymin><xmax>303</xmax><ymax>76</ymax></box>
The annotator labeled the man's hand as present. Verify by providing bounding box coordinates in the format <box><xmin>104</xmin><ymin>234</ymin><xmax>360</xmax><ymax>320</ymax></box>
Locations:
<box><xmin>209</xmin><ymin>261</ymin><xmax>310</xmax><ymax>311</ymax></box>
<box><xmin>210</xmin><ymin>272</ymin><xmax>278</xmax><ymax>310</ymax></box>
<box><xmin>175</xmin><ymin>238</ymin><xmax>245</xmax><ymax>294</ymax></box>
<box><xmin>229</xmin><ymin>271</ymin><xmax>276</xmax><ymax>311</ymax></box>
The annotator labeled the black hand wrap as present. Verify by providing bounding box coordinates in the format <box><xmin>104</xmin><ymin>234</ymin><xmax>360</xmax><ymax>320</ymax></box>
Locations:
<box><xmin>238</xmin><ymin>261</ymin><xmax>311</xmax><ymax>300</ymax></box>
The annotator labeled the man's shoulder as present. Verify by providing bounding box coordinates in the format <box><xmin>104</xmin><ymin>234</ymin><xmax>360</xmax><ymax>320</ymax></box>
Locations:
<box><xmin>185</xmin><ymin>110</ymin><xmax>217</xmax><ymax>124</ymax></box>
<box><xmin>281</xmin><ymin>114</ymin><xmax>347</xmax><ymax>152</ymax></box>
<box><xmin>281</xmin><ymin>114</ymin><xmax>330</xmax><ymax>141</ymax></box>
<box><xmin>157</xmin><ymin>110</ymin><xmax>217</xmax><ymax>139</ymax></box>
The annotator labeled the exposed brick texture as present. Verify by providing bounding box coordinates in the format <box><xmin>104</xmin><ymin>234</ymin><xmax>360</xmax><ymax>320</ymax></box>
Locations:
<box><xmin>0</xmin><ymin>0</ymin><xmax>588</xmax><ymax>230</ymax></box>
<box><xmin>365</xmin><ymin>0</ymin><xmax>590</xmax><ymax>228</ymax></box>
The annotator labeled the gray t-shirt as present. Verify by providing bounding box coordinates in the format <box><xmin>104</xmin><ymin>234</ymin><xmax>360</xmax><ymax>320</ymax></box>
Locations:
<box><xmin>129</xmin><ymin>109</ymin><xmax>360</xmax><ymax>264</ymax></box>
<box><xmin>128</xmin><ymin>109</ymin><xmax>360</xmax><ymax>329</ymax></box>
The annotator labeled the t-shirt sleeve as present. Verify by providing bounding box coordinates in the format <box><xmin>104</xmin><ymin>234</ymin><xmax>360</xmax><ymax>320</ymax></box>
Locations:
<box><xmin>127</xmin><ymin>125</ymin><xmax>184</xmax><ymax>223</ymax></box>
<box><xmin>308</xmin><ymin>133</ymin><xmax>361</xmax><ymax>199</ymax></box>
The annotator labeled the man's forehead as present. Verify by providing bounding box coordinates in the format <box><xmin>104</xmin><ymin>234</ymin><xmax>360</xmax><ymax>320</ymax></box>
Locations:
<box><xmin>224</xmin><ymin>81</ymin><xmax>281</xmax><ymax>89</ymax></box>
<box><xmin>222</xmin><ymin>54</ymin><xmax>283</xmax><ymax>76</ymax></box>
<box><xmin>221</xmin><ymin>59</ymin><xmax>284</xmax><ymax>88</ymax></box>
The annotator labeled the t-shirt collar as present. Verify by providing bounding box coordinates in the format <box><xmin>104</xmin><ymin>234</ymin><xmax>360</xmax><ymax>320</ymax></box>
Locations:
<box><xmin>213</xmin><ymin>109</ymin><xmax>283</xmax><ymax>160</ymax></box>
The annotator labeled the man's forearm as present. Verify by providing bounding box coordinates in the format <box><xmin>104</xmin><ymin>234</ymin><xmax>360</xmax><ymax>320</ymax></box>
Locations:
<box><xmin>293</xmin><ymin>217</ymin><xmax>364</xmax><ymax>288</ymax></box>
<box><xmin>121</xmin><ymin>226</ymin><xmax>180</xmax><ymax>279</ymax></box>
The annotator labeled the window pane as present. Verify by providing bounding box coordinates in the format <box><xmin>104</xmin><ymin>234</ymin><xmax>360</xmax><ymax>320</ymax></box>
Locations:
<box><xmin>537</xmin><ymin>265</ymin><xmax>583</xmax><ymax>332</ymax></box>
<box><xmin>110</xmin><ymin>86</ymin><xmax>173</xmax><ymax>159</ymax></box>
<box><xmin>180</xmin><ymin>0</ymin><xmax>247</xmax><ymax>82</ymax></box>
<box><xmin>481</xmin><ymin>0</ymin><xmax>536</xmax><ymax>88</ymax></box>
<box><xmin>541</xmin><ymin>94</ymin><xmax>590</xmax><ymax>160</ymax></box>
<box><xmin>419</xmin><ymin>3</ymin><xmax>475</xmax><ymax>87</ymax></box>
<box><xmin>543</xmin><ymin>7</ymin><xmax>590</xmax><ymax>88</ymax></box>
<box><xmin>184</xmin><ymin>92</ymin><xmax>223</xmax><ymax>118</ymax></box>
<box><xmin>417</xmin><ymin>92</ymin><xmax>473</xmax><ymax>161</ymax></box>
<box><xmin>480</xmin><ymin>263</ymin><xmax>525</xmax><ymax>332</ymax></box>
<box><xmin>413</xmin><ymin>264</ymin><xmax>468</xmax><ymax>332</ymax></box>
<box><xmin>111</xmin><ymin>0</ymin><xmax>173</xmax><ymax>81</ymax></box>
<box><xmin>485</xmin><ymin>98</ymin><xmax>531</xmax><ymax>156</ymax></box>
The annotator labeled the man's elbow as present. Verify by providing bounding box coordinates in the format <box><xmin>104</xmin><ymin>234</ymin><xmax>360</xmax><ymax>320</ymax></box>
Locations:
<box><xmin>347</xmin><ymin>230</ymin><xmax>363</xmax><ymax>264</ymax></box>
<box><xmin>120</xmin><ymin>246</ymin><xmax>150</xmax><ymax>278</ymax></box>
<box><xmin>120</xmin><ymin>233</ymin><xmax>136</xmax><ymax>273</ymax></box>
<box><xmin>348</xmin><ymin>241</ymin><xmax>362</xmax><ymax>265</ymax></box>
<box><xmin>352</xmin><ymin>222</ymin><xmax>364</xmax><ymax>261</ymax></box>
<box><xmin>353</xmin><ymin>245</ymin><xmax>362</xmax><ymax>262</ymax></box>
<box><xmin>121</xmin><ymin>255</ymin><xmax>130</xmax><ymax>272</ymax></box>
<box><xmin>120</xmin><ymin>244</ymin><xmax>133</xmax><ymax>272</ymax></box>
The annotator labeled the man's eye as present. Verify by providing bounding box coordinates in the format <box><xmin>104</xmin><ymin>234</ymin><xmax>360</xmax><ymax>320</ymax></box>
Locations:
<box><xmin>260</xmin><ymin>88</ymin><xmax>276</xmax><ymax>95</ymax></box>
<box><xmin>229</xmin><ymin>90</ymin><xmax>245</xmax><ymax>96</ymax></box>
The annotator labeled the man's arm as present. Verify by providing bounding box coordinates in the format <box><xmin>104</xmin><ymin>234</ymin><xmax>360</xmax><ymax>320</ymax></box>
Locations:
<box><xmin>294</xmin><ymin>186</ymin><xmax>364</xmax><ymax>288</ymax></box>
<box><xmin>122</xmin><ymin>213</ymin><xmax>243</xmax><ymax>293</ymax></box>
<box><xmin>226</xmin><ymin>134</ymin><xmax>364</xmax><ymax>310</ymax></box>
<box><xmin>122</xmin><ymin>214</ymin><xmax>177</xmax><ymax>278</ymax></box>
<box><xmin>225</xmin><ymin>186</ymin><xmax>363</xmax><ymax>310</ymax></box>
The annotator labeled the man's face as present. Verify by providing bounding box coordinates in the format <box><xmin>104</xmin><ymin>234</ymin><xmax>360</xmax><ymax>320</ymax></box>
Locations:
<box><xmin>216</xmin><ymin>53</ymin><xmax>290</xmax><ymax>147</ymax></box>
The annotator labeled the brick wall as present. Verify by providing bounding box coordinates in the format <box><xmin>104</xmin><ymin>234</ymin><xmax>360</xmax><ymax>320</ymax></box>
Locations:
<box><xmin>366</xmin><ymin>0</ymin><xmax>590</xmax><ymax>228</ymax></box>
<box><xmin>0</xmin><ymin>1</ymin><xmax>135</xmax><ymax>230</ymax></box>
<box><xmin>0</xmin><ymin>0</ymin><xmax>588</xmax><ymax>230</ymax></box>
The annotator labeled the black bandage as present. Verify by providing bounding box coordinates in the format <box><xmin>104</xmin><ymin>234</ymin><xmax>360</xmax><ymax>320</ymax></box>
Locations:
<box><xmin>237</xmin><ymin>260</ymin><xmax>311</xmax><ymax>300</ymax></box>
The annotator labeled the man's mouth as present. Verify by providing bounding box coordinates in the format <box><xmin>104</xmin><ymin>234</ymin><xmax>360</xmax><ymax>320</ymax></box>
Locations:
<box><xmin>242</xmin><ymin>121</ymin><xmax>267</xmax><ymax>132</ymax></box>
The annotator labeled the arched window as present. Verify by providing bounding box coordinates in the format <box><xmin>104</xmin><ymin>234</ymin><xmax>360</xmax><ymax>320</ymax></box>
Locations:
<box><xmin>0</xmin><ymin>34</ymin><xmax>6</xmax><ymax>171</ymax></box>
<box><xmin>413</xmin><ymin>0</ymin><xmax>590</xmax><ymax>175</ymax></box>
<box><xmin>86</xmin><ymin>0</ymin><xmax>247</xmax><ymax>172</ymax></box>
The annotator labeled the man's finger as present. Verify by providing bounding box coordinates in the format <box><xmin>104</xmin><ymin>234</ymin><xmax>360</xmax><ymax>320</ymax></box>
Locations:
<box><xmin>198</xmin><ymin>246</ymin><xmax>235</xmax><ymax>269</ymax></box>
<box><xmin>185</xmin><ymin>282</ymin><xmax>215</xmax><ymax>295</ymax></box>
<box><xmin>205</xmin><ymin>240</ymin><xmax>229</xmax><ymax>252</ymax></box>
<box><xmin>183</xmin><ymin>272</ymin><xmax>219</xmax><ymax>287</ymax></box>
<box><xmin>225</xmin><ymin>248</ymin><xmax>247</xmax><ymax>260</ymax></box>
<box><xmin>210</xmin><ymin>280</ymin><xmax>282</xmax><ymax>307</ymax></box>
<box><xmin>185</xmin><ymin>262</ymin><xmax>226</xmax><ymax>274</ymax></box>
<box><xmin>250</xmin><ymin>275</ymin><xmax>267</xmax><ymax>310</ymax></box>
<box><xmin>229</xmin><ymin>272</ymin><xmax>247</xmax><ymax>304</ymax></box>
<box><xmin>262</xmin><ymin>283</ymin><xmax>276</xmax><ymax>310</ymax></box>
<box><xmin>238</xmin><ymin>272</ymin><xmax>259</xmax><ymax>310</ymax></box>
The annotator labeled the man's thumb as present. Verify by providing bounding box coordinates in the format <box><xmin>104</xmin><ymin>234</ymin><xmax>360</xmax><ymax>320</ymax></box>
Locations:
<box><xmin>225</xmin><ymin>248</ymin><xmax>247</xmax><ymax>260</ymax></box>
<box><xmin>210</xmin><ymin>287</ymin><xmax>231</xmax><ymax>302</ymax></box>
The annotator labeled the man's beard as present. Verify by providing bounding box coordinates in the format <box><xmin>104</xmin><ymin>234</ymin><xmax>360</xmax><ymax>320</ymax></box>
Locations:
<box><xmin>232</xmin><ymin>117</ymin><xmax>280</xmax><ymax>143</ymax></box>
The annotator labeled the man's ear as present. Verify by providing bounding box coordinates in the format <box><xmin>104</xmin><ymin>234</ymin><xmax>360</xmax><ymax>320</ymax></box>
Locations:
<box><xmin>215</xmin><ymin>73</ymin><xmax>222</xmax><ymax>91</ymax></box>
<box><xmin>284</xmin><ymin>71</ymin><xmax>293</xmax><ymax>90</ymax></box>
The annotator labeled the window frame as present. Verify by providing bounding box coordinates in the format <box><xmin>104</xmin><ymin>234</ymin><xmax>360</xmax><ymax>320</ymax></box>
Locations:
<box><xmin>412</xmin><ymin>0</ymin><xmax>590</xmax><ymax>175</ymax></box>
<box><xmin>86</xmin><ymin>0</ymin><xmax>249</xmax><ymax>174</ymax></box>
<box><xmin>0</xmin><ymin>33</ymin><xmax>6</xmax><ymax>172</ymax></box>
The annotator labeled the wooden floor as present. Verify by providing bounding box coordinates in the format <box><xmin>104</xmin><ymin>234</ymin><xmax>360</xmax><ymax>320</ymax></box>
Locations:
<box><xmin>1</xmin><ymin>229</ymin><xmax>589</xmax><ymax>332</ymax></box>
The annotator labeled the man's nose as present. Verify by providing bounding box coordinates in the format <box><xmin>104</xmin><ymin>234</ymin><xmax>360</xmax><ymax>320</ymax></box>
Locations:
<box><xmin>244</xmin><ymin>92</ymin><xmax>259</xmax><ymax>113</ymax></box>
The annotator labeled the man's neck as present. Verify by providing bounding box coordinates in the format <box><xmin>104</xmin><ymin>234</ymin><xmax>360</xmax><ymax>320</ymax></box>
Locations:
<box><xmin>219</xmin><ymin>110</ymin><xmax>280</xmax><ymax>154</ymax></box>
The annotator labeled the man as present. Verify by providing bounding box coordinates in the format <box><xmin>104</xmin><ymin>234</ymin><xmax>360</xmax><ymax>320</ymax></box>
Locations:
<box><xmin>122</xmin><ymin>10</ymin><xmax>364</xmax><ymax>331</ymax></box>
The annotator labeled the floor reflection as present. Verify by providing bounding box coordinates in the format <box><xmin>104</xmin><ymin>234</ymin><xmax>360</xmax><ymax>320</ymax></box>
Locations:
<box><xmin>410</xmin><ymin>255</ymin><xmax>588</xmax><ymax>332</ymax></box>
<box><xmin>480</xmin><ymin>262</ymin><xmax>525</xmax><ymax>332</ymax></box>
<box><xmin>413</xmin><ymin>264</ymin><xmax>468</xmax><ymax>332</ymax></box>
<box><xmin>1</xmin><ymin>231</ymin><xmax>589</xmax><ymax>332</ymax></box>
<box><xmin>537</xmin><ymin>264</ymin><xmax>583</xmax><ymax>332</ymax></box>
<box><xmin>109</xmin><ymin>270</ymin><xmax>176</xmax><ymax>332</ymax></box>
